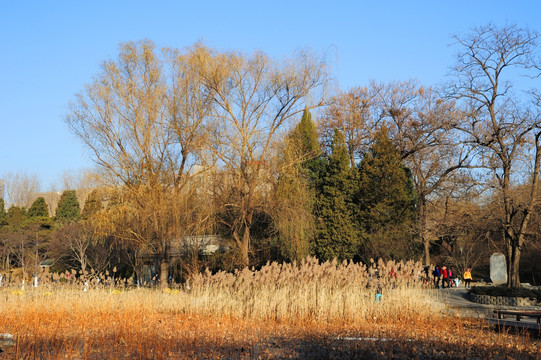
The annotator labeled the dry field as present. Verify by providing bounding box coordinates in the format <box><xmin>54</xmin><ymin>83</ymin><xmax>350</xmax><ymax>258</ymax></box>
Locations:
<box><xmin>0</xmin><ymin>258</ymin><xmax>539</xmax><ymax>359</ymax></box>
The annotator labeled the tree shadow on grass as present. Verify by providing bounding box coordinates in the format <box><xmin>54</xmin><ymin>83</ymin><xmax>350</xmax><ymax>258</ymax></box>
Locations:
<box><xmin>4</xmin><ymin>333</ymin><xmax>539</xmax><ymax>359</ymax></box>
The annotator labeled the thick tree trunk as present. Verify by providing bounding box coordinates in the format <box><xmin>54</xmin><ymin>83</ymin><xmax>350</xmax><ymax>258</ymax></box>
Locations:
<box><xmin>233</xmin><ymin>210</ymin><xmax>253</xmax><ymax>267</ymax></box>
<box><xmin>157</xmin><ymin>238</ymin><xmax>169</xmax><ymax>288</ymax></box>
<box><xmin>232</xmin><ymin>228</ymin><xmax>250</xmax><ymax>267</ymax></box>
<box><xmin>506</xmin><ymin>238</ymin><xmax>521</xmax><ymax>287</ymax></box>
<box><xmin>159</xmin><ymin>258</ymin><xmax>169</xmax><ymax>288</ymax></box>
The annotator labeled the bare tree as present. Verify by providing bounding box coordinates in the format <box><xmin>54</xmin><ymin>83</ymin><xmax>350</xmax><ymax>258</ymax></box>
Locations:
<box><xmin>52</xmin><ymin>222</ymin><xmax>94</xmax><ymax>274</ymax></box>
<box><xmin>319</xmin><ymin>86</ymin><xmax>375</xmax><ymax>167</ymax></box>
<box><xmin>201</xmin><ymin>48</ymin><xmax>329</xmax><ymax>266</ymax></box>
<box><xmin>67</xmin><ymin>41</ymin><xmax>213</xmax><ymax>287</ymax></box>
<box><xmin>428</xmin><ymin>183</ymin><xmax>492</xmax><ymax>276</ymax></box>
<box><xmin>450</xmin><ymin>23</ymin><xmax>541</xmax><ymax>287</ymax></box>
<box><xmin>2</xmin><ymin>171</ymin><xmax>40</xmax><ymax>208</ymax></box>
<box><xmin>373</xmin><ymin>83</ymin><xmax>473</xmax><ymax>266</ymax></box>
<box><xmin>2</xmin><ymin>221</ymin><xmax>49</xmax><ymax>283</ymax></box>
<box><xmin>321</xmin><ymin>81</ymin><xmax>471</xmax><ymax>265</ymax></box>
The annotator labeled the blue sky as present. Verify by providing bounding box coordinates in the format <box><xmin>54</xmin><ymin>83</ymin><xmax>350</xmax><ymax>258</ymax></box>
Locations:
<box><xmin>1</xmin><ymin>1</ymin><xmax>540</xmax><ymax>191</ymax></box>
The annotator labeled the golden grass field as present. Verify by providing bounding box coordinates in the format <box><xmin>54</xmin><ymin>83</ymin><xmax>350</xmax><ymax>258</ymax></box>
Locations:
<box><xmin>1</xmin><ymin>258</ymin><xmax>539</xmax><ymax>359</ymax></box>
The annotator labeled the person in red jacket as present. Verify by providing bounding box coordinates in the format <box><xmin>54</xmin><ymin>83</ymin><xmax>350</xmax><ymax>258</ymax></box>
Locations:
<box><xmin>441</xmin><ymin>266</ymin><xmax>448</xmax><ymax>288</ymax></box>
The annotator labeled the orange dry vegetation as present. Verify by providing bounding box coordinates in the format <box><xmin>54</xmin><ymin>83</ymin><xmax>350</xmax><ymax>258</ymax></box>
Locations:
<box><xmin>0</xmin><ymin>259</ymin><xmax>539</xmax><ymax>359</ymax></box>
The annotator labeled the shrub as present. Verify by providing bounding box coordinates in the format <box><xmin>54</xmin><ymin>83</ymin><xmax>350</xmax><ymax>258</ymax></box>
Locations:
<box><xmin>469</xmin><ymin>285</ymin><xmax>541</xmax><ymax>300</ymax></box>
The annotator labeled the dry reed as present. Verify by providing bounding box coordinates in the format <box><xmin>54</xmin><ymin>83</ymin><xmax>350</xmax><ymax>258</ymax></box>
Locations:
<box><xmin>0</xmin><ymin>257</ymin><xmax>538</xmax><ymax>359</ymax></box>
<box><xmin>185</xmin><ymin>257</ymin><xmax>431</xmax><ymax>323</ymax></box>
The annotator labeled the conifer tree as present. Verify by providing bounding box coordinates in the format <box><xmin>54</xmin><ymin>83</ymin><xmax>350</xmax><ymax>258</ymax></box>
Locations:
<box><xmin>314</xmin><ymin>129</ymin><xmax>360</xmax><ymax>262</ymax></box>
<box><xmin>6</xmin><ymin>206</ymin><xmax>27</xmax><ymax>229</ymax></box>
<box><xmin>56</xmin><ymin>190</ymin><xmax>81</xmax><ymax>223</ymax></box>
<box><xmin>297</xmin><ymin>109</ymin><xmax>321</xmax><ymax>158</ymax></box>
<box><xmin>82</xmin><ymin>189</ymin><xmax>103</xmax><ymax>220</ymax></box>
<box><xmin>27</xmin><ymin>196</ymin><xmax>49</xmax><ymax>218</ymax></box>
<box><xmin>357</xmin><ymin>127</ymin><xmax>417</xmax><ymax>260</ymax></box>
<box><xmin>0</xmin><ymin>198</ymin><xmax>6</xmax><ymax>225</ymax></box>
<box><xmin>274</xmin><ymin>109</ymin><xmax>321</xmax><ymax>262</ymax></box>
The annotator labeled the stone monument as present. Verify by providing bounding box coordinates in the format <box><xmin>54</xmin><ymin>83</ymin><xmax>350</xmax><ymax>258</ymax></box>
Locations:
<box><xmin>490</xmin><ymin>253</ymin><xmax>507</xmax><ymax>285</ymax></box>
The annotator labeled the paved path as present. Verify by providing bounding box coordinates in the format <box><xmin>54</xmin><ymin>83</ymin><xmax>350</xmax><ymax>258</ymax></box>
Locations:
<box><xmin>431</xmin><ymin>286</ymin><xmax>541</xmax><ymax>330</ymax></box>
<box><xmin>430</xmin><ymin>287</ymin><xmax>494</xmax><ymax>318</ymax></box>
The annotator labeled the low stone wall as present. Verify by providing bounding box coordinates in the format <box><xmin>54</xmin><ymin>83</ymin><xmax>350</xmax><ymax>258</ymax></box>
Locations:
<box><xmin>470</xmin><ymin>293</ymin><xmax>537</xmax><ymax>306</ymax></box>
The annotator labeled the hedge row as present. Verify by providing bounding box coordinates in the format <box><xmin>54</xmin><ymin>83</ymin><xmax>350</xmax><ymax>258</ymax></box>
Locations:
<box><xmin>469</xmin><ymin>285</ymin><xmax>541</xmax><ymax>301</ymax></box>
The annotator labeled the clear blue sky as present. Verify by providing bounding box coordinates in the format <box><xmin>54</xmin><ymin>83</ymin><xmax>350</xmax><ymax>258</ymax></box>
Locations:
<box><xmin>1</xmin><ymin>1</ymin><xmax>540</xmax><ymax>190</ymax></box>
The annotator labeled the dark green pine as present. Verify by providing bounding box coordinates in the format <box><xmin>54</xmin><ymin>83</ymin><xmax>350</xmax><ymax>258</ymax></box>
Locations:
<box><xmin>56</xmin><ymin>190</ymin><xmax>81</xmax><ymax>223</ymax></box>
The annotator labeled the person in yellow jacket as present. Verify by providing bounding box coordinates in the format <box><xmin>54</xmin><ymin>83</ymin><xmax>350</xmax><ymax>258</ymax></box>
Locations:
<box><xmin>463</xmin><ymin>268</ymin><xmax>472</xmax><ymax>288</ymax></box>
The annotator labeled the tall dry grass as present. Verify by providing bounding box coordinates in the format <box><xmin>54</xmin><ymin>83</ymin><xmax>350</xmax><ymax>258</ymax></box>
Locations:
<box><xmin>185</xmin><ymin>257</ymin><xmax>433</xmax><ymax>323</ymax></box>
<box><xmin>0</xmin><ymin>257</ymin><xmax>538</xmax><ymax>359</ymax></box>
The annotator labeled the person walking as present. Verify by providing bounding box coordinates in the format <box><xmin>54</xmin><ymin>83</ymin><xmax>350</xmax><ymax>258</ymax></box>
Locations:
<box><xmin>449</xmin><ymin>266</ymin><xmax>456</xmax><ymax>287</ymax></box>
<box><xmin>433</xmin><ymin>265</ymin><xmax>441</xmax><ymax>289</ymax></box>
<box><xmin>441</xmin><ymin>266</ymin><xmax>448</xmax><ymax>288</ymax></box>
<box><xmin>463</xmin><ymin>268</ymin><xmax>472</xmax><ymax>288</ymax></box>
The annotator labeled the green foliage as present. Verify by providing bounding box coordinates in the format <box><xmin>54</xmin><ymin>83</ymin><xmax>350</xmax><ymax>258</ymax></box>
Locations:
<box><xmin>0</xmin><ymin>198</ymin><xmax>6</xmax><ymax>225</ymax></box>
<box><xmin>82</xmin><ymin>189</ymin><xmax>103</xmax><ymax>220</ymax></box>
<box><xmin>356</xmin><ymin>127</ymin><xmax>418</xmax><ymax>260</ymax></box>
<box><xmin>28</xmin><ymin>197</ymin><xmax>49</xmax><ymax>218</ymax></box>
<box><xmin>4</xmin><ymin>203</ymin><xmax>52</xmax><ymax>232</ymax></box>
<box><xmin>314</xmin><ymin>129</ymin><xmax>360</xmax><ymax>262</ymax></box>
<box><xmin>274</xmin><ymin>147</ymin><xmax>313</xmax><ymax>261</ymax></box>
<box><xmin>296</xmin><ymin>109</ymin><xmax>322</xmax><ymax>158</ymax></box>
<box><xmin>6</xmin><ymin>206</ymin><xmax>27</xmax><ymax>228</ymax></box>
<box><xmin>56</xmin><ymin>190</ymin><xmax>81</xmax><ymax>223</ymax></box>
<box><xmin>292</xmin><ymin>108</ymin><xmax>326</xmax><ymax>181</ymax></box>
<box><xmin>274</xmin><ymin>109</ymin><xmax>322</xmax><ymax>262</ymax></box>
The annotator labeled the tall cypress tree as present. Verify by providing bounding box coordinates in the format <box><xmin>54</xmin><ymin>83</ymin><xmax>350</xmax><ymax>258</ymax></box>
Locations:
<box><xmin>27</xmin><ymin>197</ymin><xmax>49</xmax><ymax>218</ymax></box>
<box><xmin>274</xmin><ymin>109</ymin><xmax>321</xmax><ymax>262</ymax></box>
<box><xmin>356</xmin><ymin>127</ymin><xmax>417</xmax><ymax>260</ymax></box>
<box><xmin>56</xmin><ymin>190</ymin><xmax>81</xmax><ymax>223</ymax></box>
<box><xmin>314</xmin><ymin>129</ymin><xmax>360</xmax><ymax>262</ymax></box>
<box><xmin>297</xmin><ymin>109</ymin><xmax>321</xmax><ymax>158</ymax></box>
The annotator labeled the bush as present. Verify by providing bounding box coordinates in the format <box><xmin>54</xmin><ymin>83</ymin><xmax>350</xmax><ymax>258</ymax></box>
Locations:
<box><xmin>469</xmin><ymin>285</ymin><xmax>541</xmax><ymax>301</ymax></box>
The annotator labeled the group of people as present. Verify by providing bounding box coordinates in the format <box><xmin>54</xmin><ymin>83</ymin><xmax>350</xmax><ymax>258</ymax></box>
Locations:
<box><xmin>431</xmin><ymin>265</ymin><xmax>472</xmax><ymax>288</ymax></box>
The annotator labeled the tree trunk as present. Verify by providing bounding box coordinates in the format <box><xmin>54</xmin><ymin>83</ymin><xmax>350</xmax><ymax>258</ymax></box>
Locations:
<box><xmin>233</xmin><ymin>210</ymin><xmax>253</xmax><ymax>267</ymax></box>
<box><xmin>423</xmin><ymin>237</ymin><xmax>430</xmax><ymax>267</ymax></box>
<box><xmin>506</xmin><ymin>238</ymin><xmax>521</xmax><ymax>287</ymax></box>
<box><xmin>81</xmin><ymin>257</ymin><xmax>87</xmax><ymax>276</ymax></box>
<box><xmin>159</xmin><ymin>257</ymin><xmax>169</xmax><ymax>288</ymax></box>
<box><xmin>418</xmin><ymin>196</ymin><xmax>430</xmax><ymax>266</ymax></box>
<box><xmin>157</xmin><ymin>238</ymin><xmax>169</xmax><ymax>288</ymax></box>
<box><xmin>241</xmin><ymin>226</ymin><xmax>250</xmax><ymax>267</ymax></box>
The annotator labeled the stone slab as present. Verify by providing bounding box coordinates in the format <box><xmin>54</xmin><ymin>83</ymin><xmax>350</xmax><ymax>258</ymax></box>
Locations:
<box><xmin>490</xmin><ymin>253</ymin><xmax>507</xmax><ymax>285</ymax></box>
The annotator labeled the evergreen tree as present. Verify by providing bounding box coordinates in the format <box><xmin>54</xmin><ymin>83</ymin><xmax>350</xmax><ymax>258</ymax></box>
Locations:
<box><xmin>82</xmin><ymin>189</ymin><xmax>103</xmax><ymax>220</ymax></box>
<box><xmin>356</xmin><ymin>127</ymin><xmax>418</xmax><ymax>260</ymax></box>
<box><xmin>314</xmin><ymin>129</ymin><xmax>360</xmax><ymax>262</ymax></box>
<box><xmin>27</xmin><ymin>197</ymin><xmax>49</xmax><ymax>218</ymax></box>
<box><xmin>297</xmin><ymin>109</ymin><xmax>326</xmax><ymax>180</ymax></box>
<box><xmin>0</xmin><ymin>198</ymin><xmax>6</xmax><ymax>225</ymax></box>
<box><xmin>6</xmin><ymin>206</ymin><xmax>27</xmax><ymax>229</ymax></box>
<box><xmin>56</xmin><ymin>190</ymin><xmax>81</xmax><ymax>222</ymax></box>
<box><xmin>297</xmin><ymin>109</ymin><xmax>321</xmax><ymax>158</ymax></box>
<box><xmin>274</xmin><ymin>110</ymin><xmax>321</xmax><ymax>262</ymax></box>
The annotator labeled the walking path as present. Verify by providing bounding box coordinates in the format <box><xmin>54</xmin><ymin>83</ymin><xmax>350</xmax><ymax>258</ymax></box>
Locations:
<box><xmin>431</xmin><ymin>286</ymin><xmax>541</xmax><ymax>330</ymax></box>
